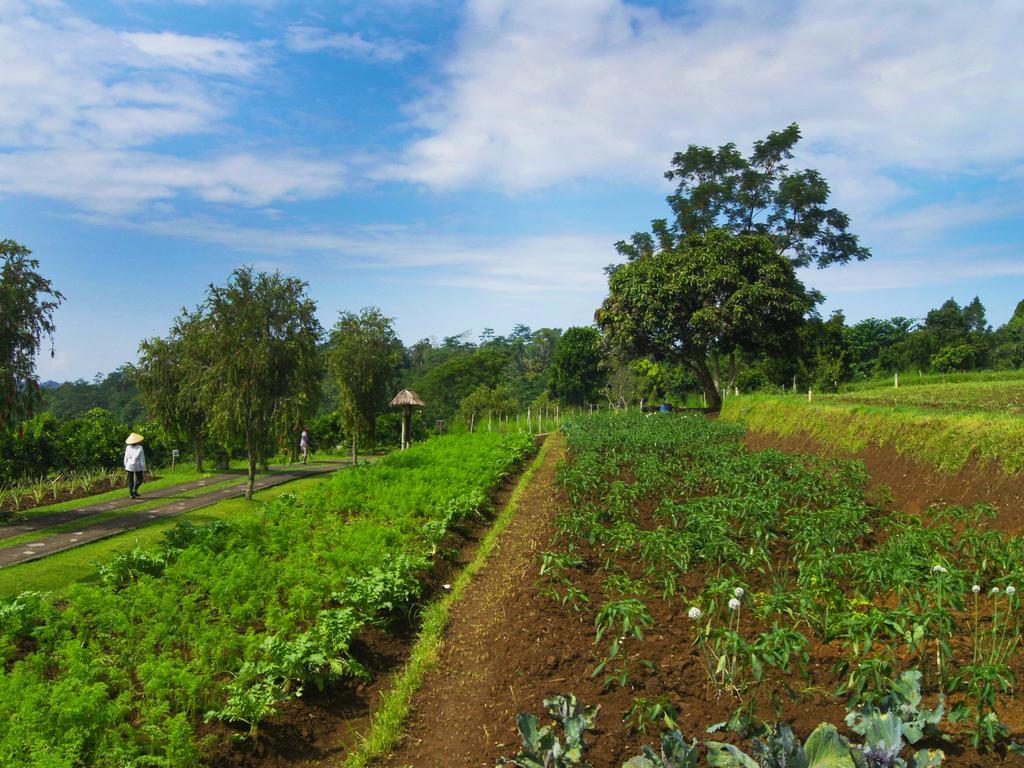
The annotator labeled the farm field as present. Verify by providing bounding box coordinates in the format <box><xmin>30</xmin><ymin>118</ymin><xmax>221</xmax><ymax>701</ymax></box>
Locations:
<box><xmin>833</xmin><ymin>377</ymin><xmax>1024</xmax><ymax>413</ymax></box>
<box><xmin>384</xmin><ymin>412</ymin><xmax>1024</xmax><ymax>767</ymax></box>
<box><xmin>722</xmin><ymin>393</ymin><xmax>1024</xmax><ymax>479</ymax></box>
<box><xmin>0</xmin><ymin>432</ymin><xmax>534</xmax><ymax>767</ymax></box>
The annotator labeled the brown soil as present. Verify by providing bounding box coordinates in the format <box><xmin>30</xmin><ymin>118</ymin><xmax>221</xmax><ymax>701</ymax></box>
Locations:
<box><xmin>742</xmin><ymin>429</ymin><xmax>1024</xmax><ymax>534</ymax></box>
<box><xmin>201</xmin><ymin>446</ymin><xmax>536</xmax><ymax>768</ymax></box>
<box><xmin>379</xmin><ymin>431</ymin><xmax>1024</xmax><ymax>768</ymax></box>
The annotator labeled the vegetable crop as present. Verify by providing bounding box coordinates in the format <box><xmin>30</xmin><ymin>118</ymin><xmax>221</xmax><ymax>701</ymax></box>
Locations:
<box><xmin>0</xmin><ymin>432</ymin><xmax>533</xmax><ymax>767</ymax></box>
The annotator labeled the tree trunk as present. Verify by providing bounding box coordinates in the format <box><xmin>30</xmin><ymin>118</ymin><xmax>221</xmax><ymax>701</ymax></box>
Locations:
<box><xmin>351</xmin><ymin>434</ymin><xmax>358</xmax><ymax>466</ymax></box>
<box><xmin>710</xmin><ymin>350</ymin><xmax>722</xmax><ymax>392</ymax></box>
<box><xmin>726</xmin><ymin>350</ymin><xmax>739</xmax><ymax>391</ymax></box>
<box><xmin>692</xmin><ymin>357</ymin><xmax>723</xmax><ymax>411</ymax></box>
<box><xmin>245</xmin><ymin>454</ymin><xmax>256</xmax><ymax>500</ymax></box>
<box><xmin>192</xmin><ymin>435</ymin><xmax>203</xmax><ymax>473</ymax></box>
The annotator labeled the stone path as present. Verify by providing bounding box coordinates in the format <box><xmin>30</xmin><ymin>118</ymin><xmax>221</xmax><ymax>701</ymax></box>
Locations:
<box><xmin>0</xmin><ymin>461</ymin><xmax>348</xmax><ymax>569</ymax></box>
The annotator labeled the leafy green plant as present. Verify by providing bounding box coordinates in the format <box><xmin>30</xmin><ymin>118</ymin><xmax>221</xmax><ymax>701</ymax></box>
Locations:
<box><xmin>623</xmin><ymin>695</ymin><xmax>679</xmax><ymax>734</ymax></box>
<box><xmin>496</xmin><ymin>694</ymin><xmax>599</xmax><ymax>768</ymax></box>
<box><xmin>624</xmin><ymin>730</ymin><xmax>698</xmax><ymax>768</ymax></box>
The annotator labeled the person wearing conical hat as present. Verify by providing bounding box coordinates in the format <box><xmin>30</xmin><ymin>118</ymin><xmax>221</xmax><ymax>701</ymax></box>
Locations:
<box><xmin>124</xmin><ymin>432</ymin><xmax>146</xmax><ymax>499</ymax></box>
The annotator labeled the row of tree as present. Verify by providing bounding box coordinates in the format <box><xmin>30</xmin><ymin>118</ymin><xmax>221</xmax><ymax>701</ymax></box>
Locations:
<box><xmin>4</xmin><ymin>124</ymin><xmax>1024</xmax><ymax>486</ymax></box>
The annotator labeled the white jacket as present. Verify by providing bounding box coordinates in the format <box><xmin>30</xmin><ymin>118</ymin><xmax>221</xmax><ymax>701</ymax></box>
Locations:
<box><xmin>124</xmin><ymin>444</ymin><xmax>146</xmax><ymax>472</ymax></box>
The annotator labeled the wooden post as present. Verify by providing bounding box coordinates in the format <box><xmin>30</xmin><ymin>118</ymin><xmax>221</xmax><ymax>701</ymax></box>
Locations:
<box><xmin>488</xmin><ymin>411</ymin><xmax>492</xmax><ymax>432</ymax></box>
<box><xmin>808</xmin><ymin>388</ymin><xmax>813</xmax><ymax>403</ymax></box>
<box><xmin>400</xmin><ymin>407</ymin><xmax>407</xmax><ymax>449</ymax></box>
<box><xmin>734</xmin><ymin>385</ymin><xmax>739</xmax><ymax>397</ymax></box>
<box><xmin>895</xmin><ymin>372</ymin><xmax>899</xmax><ymax>389</ymax></box>
<box><xmin>527</xmin><ymin>407</ymin><xmax>532</xmax><ymax>434</ymax></box>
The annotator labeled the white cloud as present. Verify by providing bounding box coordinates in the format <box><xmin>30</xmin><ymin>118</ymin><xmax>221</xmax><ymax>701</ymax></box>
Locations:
<box><xmin>801</xmin><ymin>249</ymin><xmax>1024</xmax><ymax>295</ymax></box>
<box><xmin>386</xmin><ymin>0</ymin><xmax>1024</xmax><ymax>200</ymax></box>
<box><xmin>285</xmin><ymin>25</ymin><xmax>421</xmax><ymax>63</ymax></box>
<box><xmin>0</xmin><ymin>1</ymin><xmax>343</xmax><ymax>212</ymax></box>
<box><xmin>133</xmin><ymin>216</ymin><xmax>616</xmax><ymax>298</ymax></box>
<box><xmin>0</xmin><ymin>150</ymin><xmax>346</xmax><ymax>214</ymax></box>
<box><xmin>123</xmin><ymin>31</ymin><xmax>264</xmax><ymax>76</ymax></box>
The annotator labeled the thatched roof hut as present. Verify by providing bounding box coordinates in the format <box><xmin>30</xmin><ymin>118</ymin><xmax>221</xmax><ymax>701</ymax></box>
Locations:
<box><xmin>390</xmin><ymin>389</ymin><xmax>425</xmax><ymax>449</ymax></box>
<box><xmin>389</xmin><ymin>389</ymin><xmax>426</xmax><ymax>408</ymax></box>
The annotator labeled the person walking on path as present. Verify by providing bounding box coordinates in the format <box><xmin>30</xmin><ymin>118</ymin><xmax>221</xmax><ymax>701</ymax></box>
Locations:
<box><xmin>300</xmin><ymin>427</ymin><xmax>310</xmax><ymax>465</ymax></box>
<box><xmin>124</xmin><ymin>432</ymin><xmax>146</xmax><ymax>498</ymax></box>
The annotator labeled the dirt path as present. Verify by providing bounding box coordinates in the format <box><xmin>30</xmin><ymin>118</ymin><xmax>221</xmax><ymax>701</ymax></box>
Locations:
<box><xmin>382</xmin><ymin>432</ymin><xmax>569</xmax><ymax>768</ymax></box>
<box><xmin>375</xmin><ymin>425</ymin><xmax>1024</xmax><ymax>768</ymax></box>
<box><xmin>0</xmin><ymin>461</ymin><xmax>347</xmax><ymax>569</ymax></box>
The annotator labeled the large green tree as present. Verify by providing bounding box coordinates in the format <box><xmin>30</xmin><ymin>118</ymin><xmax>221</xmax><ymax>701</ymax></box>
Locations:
<box><xmin>133</xmin><ymin>308</ymin><xmax>210</xmax><ymax>471</ymax></box>
<box><xmin>548</xmin><ymin>326</ymin><xmax>604</xmax><ymax>405</ymax></box>
<box><xmin>0</xmin><ymin>239</ymin><xmax>64</xmax><ymax>429</ymax></box>
<box><xmin>203</xmin><ymin>267</ymin><xmax>322</xmax><ymax>498</ymax></box>
<box><xmin>327</xmin><ymin>307</ymin><xmax>403</xmax><ymax>464</ymax></box>
<box><xmin>597</xmin><ymin>230</ymin><xmax>817</xmax><ymax>410</ymax></box>
<box><xmin>616</xmin><ymin>123</ymin><xmax>870</xmax><ymax>269</ymax></box>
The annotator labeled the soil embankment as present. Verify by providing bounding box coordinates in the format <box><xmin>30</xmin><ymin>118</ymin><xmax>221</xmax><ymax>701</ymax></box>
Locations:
<box><xmin>742</xmin><ymin>429</ymin><xmax>1024</xmax><ymax>533</ymax></box>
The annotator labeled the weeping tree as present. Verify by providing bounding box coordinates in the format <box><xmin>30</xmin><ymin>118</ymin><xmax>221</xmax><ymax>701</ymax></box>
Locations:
<box><xmin>133</xmin><ymin>308</ymin><xmax>210</xmax><ymax>471</ymax></box>
<box><xmin>0</xmin><ymin>239</ymin><xmax>64</xmax><ymax>430</ymax></box>
<box><xmin>597</xmin><ymin>230</ymin><xmax>818</xmax><ymax>411</ymax></box>
<box><xmin>202</xmin><ymin>267</ymin><xmax>322</xmax><ymax>498</ymax></box>
<box><xmin>327</xmin><ymin>307</ymin><xmax>403</xmax><ymax>464</ymax></box>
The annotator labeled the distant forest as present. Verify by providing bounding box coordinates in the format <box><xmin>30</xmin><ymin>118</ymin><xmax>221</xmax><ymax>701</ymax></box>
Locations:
<box><xmin>40</xmin><ymin>294</ymin><xmax>1024</xmax><ymax>425</ymax></box>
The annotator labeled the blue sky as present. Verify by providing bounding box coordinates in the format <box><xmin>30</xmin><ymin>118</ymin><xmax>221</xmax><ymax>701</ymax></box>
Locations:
<box><xmin>2</xmin><ymin>0</ymin><xmax>1023</xmax><ymax>381</ymax></box>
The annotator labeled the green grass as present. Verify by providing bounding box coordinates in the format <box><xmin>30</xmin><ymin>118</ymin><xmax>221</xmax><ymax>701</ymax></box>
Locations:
<box><xmin>833</xmin><ymin>378</ymin><xmax>1024</xmax><ymax>413</ymax></box>
<box><xmin>0</xmin><ymin>474</ymin><xmax>333</xmax><ymax>597</ymax></box>
<box><xmin>342</xmin><ymin>434</ymin><xmax>555</xmax><ymax>768</ymax></box>
<box><xmin>722</xmin><ymin>393</ymin><xmax>1024</xmax><ymax>475</ymax></box>
<box><xmin>0</xmin><ymin>474</ymin><xmax>251</xmax><ymax>549</ymax></box>
<box><xmin>12</xmin><ymin>462</ymin><xmax>249</xmax><ymax>519</ymax></box>
<box><xmin>839</xmin><ymin>368</ymin><xmax>1024</xmax><ymax>392</ymax></box>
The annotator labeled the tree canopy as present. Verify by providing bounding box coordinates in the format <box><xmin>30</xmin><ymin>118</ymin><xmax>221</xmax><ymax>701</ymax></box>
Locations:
<box><xmin>327</xmin><ymin>307</ymin><xmax>403</xmax><ymax>464</ymax></box>
<box><xmin>597</xmin><ymin>230</ymin><xmax>817</xmax><ymax>409</ymax></box>
<box><xmin>203</xmin><ymin>267</ymin><xmax>322</xmax><ymax>498</ymax></box>
<box><xmin>0</xmin><ymin>239</ymin><xmax>64</xmax><ymax>430</ymax></box>
<box><xmin>548</xmin><ymin>326</ymin><xmax>604</xmax><ymax>406</ymax></box>
<box><xmin>615</xmin><ymin>124</ymin><xmax>870</xmax><ymax>269</ymax></box>
<box><xmin>133</xmin><ymin>308</ymin><xmax>210</xmax><ymax>471</ymax></box>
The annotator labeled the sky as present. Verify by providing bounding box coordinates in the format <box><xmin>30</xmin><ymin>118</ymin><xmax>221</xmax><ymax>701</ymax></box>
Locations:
<box><xmin>2</xmin><ymin>0</ymin><xmax>1023</xmax><ymax>382</ymax></box>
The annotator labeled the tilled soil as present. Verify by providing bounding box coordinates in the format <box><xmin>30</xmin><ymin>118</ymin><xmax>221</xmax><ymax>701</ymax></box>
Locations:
<box><xmin>202</xmin><ymin>448</ymin><xmax>534</xmax><ymax>768</ymax></box>
<box><xmin>379</xmin><ymin>431</ymin><xmax>1024</xmax><ymax>768</ymax></box>
<box><xmin>742</xmin><ymin>429</ymin><xmax>1024</xmax><ymax>533</ymax></box>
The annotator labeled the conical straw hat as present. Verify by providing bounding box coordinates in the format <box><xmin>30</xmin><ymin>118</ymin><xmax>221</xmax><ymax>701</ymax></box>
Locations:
<box><xmin>125</xmin><ymin>432</ymin><xmax>144</xmax><ymax>445</ymax></box>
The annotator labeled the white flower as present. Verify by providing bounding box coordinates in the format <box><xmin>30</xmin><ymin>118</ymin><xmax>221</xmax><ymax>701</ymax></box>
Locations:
<box><xmin>931</xmin><ymin>565</ymin><xmax>948</xmax><ymax>574</ymax></box>
<box><xmin>734</xmin><ymin>587</ymin><xmax>745</xmax><ymax>598</ymax></box>
<box><xmin>1007</xmin><ymin>585</ymin><xmax>1017</xmax><ymax>596</ymax></box>
<box><xmin>991</xmin><ymin>587</ymin><xmax>1001</xmax><ymax>595</ymax></box>
<box><xmin>442</xmin><ymin>583</ymin><xmax>452</xmax><ymax>590</ymax></box>
<box><xmin>972</xmin><ymin>584</ymin><xmax>981</xmax><ymax>594</ymax></box>
<box><xmin>728</xmin><ymin>598</ymin><xmax>741</xmax><ymax>611</ymax></box>
<box><xmin>687</xmin><ymin>606</ymin><xmax>702</xmax><ymax>620</ymax></box>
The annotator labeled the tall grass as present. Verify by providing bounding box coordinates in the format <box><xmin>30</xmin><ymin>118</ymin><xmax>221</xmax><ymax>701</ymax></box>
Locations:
<box><xmin>722</xmin><ymin>394</ymin><xmax>1024</xmax><ymax>475</ymax></box>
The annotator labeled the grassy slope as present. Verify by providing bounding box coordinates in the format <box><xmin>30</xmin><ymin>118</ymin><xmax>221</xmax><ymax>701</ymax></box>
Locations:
<box><xmin>721</xmin><ymin>393</ymin><xmax>1024</xmax><ymax>475</ymax></box>
<box><xmin>0</xmin><ymin>474</ymin><xmax>331</xmax><ymax>596</ymax></box>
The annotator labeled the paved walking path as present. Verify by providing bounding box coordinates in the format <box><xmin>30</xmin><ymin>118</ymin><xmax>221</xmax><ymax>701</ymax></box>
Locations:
<box><xmin>0</xmin><ymin>472</ymin><xmax>243</xmax><ymax>542</ymax></box>
<box><xmin>0</xmin><ymin>461</ymin><xmax>348</xmax><ymax>569</ymax></box>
